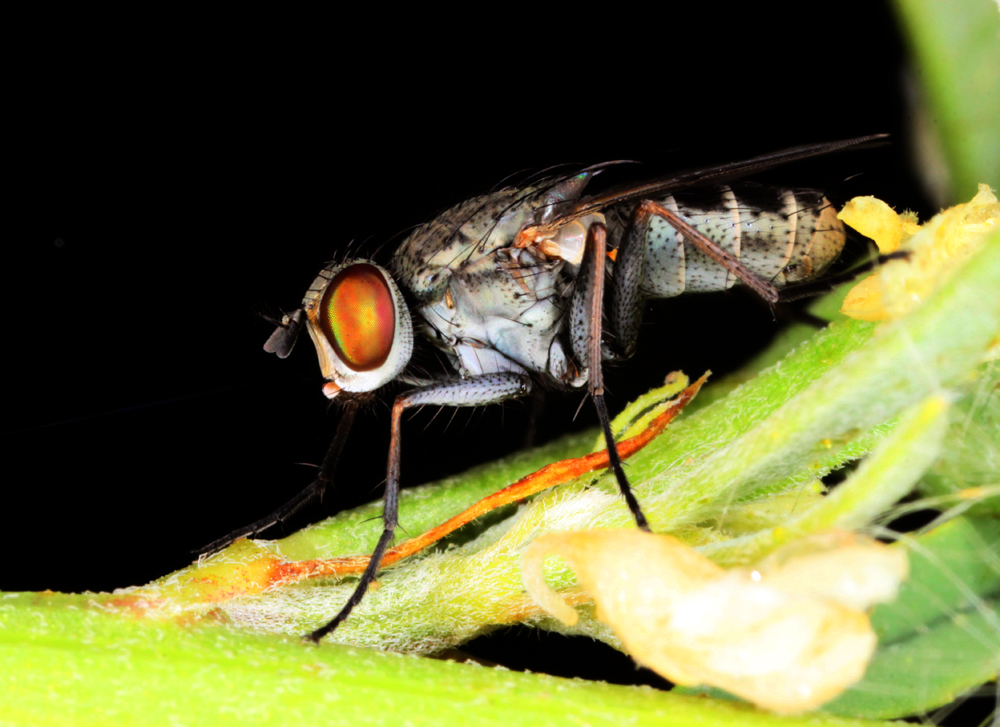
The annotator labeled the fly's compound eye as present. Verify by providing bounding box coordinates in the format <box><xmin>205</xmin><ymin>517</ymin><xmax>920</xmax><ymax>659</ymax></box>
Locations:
<box><xmin>320</xmin><ymin>263</ymin><xmax>395</xmax><ymax>371</ymax></box>
<box><xmin>302</xmin><ymin>259</ymin><xmax>414</xmax><ymax>395</ymax></box>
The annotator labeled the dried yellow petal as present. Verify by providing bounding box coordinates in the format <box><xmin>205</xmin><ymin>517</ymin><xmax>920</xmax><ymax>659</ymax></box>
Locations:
<box><xmin>522</xmin><ymin>529</ymin><xmax>907</xmax><ymax>714</ymax></box>
<box><xmin>837</xmin><ymin>196</ymin><xmax>907</xmax><ymax>253</ymax></box>
<box><xmin>841</xmin><ymin>184</ymin><xmax>999</xmax><ymax>321</ymax></box>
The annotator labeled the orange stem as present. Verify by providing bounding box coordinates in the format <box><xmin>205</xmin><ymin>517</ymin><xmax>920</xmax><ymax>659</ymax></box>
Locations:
<box><xmin>270</xmin><ymin>373</ymin><xmax>708</xmax><ymax>585</ymax></box>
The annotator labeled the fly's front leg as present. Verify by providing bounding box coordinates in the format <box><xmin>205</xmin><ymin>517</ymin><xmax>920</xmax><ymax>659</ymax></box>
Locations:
<box><xmin>306</xmin><ymin>372</ymin><xmax>531</xmax><ymax>642</ymax></box>
<box><xmin>570</xmin><ymin>221</ymin><xmax>651</xmax><ymax>532</ymax></box>
<box><xmin>198</xmin><ymin>401</ymin><xmax>360</xmax><ymax>555</ymax></box>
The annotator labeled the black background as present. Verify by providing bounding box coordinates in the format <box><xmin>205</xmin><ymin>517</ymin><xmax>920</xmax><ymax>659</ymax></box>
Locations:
<box><xmin>9</xmin><ymin>0</ymin><xmax>946</xmax><ymax>700</ymax></box>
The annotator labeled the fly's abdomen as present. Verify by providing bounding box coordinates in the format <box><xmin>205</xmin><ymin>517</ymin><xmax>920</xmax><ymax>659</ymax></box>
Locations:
<box><xmin>624</xmin><ymin>185</ymin><xmax>845</xmax><ymax>298</ymax></box>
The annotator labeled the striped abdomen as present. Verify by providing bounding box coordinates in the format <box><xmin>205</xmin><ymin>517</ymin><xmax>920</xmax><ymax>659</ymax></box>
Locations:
<box><xmin>608</xmin><ymin>185</ymin><xmax>845</xmax><ymax>298</ymax></box>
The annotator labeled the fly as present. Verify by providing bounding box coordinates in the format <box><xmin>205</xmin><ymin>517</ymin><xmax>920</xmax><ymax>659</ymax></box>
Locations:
<box><xmin>203</xmin><ymin>135</ymin><xmax>891</xmax><ymax>642</ymax></box>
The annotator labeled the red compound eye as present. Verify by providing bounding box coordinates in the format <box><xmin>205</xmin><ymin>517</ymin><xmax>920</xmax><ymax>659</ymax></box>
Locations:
<box><xmin>320</xmin><ymin>264</ymin><xmax>396</xmax><ymax>371</ymax></box>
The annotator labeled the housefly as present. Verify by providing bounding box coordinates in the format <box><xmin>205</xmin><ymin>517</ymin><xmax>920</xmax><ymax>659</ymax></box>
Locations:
<box><xmin>203</xmin><ymin>135</ymin><xmax>888</xmax><ymax>642</ymax></box>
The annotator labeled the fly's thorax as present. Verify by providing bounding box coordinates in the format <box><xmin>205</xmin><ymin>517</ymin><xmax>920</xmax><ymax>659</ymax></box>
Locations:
<box><xmin>390</xmin><ymin>174</ymin><xmax>596</xmax><ymax>305</ymax></box>
<box><xmin>299</xmin><ymin>260</ymin><xmax>414</xmax><ymax>397</ymax></box>
<box><xmin>516</xmin><ymin>212</ymin><xmax>607</xmax><ymax>268</ymax></box>
<box><xmin>414</xmin><ymin>242</ymin><xmax>576</xmax><ymax>380</ymax></box>
<box><xmin>391</xmin><ymin>189</ymin><xmax>540</xmax><ymax>305</ymax></box>
<box><xmin>389</xmin><ymin>179</ymin><xmax>606</xmax><ymax>384</ymax></box>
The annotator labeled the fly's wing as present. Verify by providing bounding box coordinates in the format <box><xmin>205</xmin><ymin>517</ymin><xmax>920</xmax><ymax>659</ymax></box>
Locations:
<box><xmin>569</xmin><ymin>135</ymin><xmax>888</xmax><ymax>219</ymax></box>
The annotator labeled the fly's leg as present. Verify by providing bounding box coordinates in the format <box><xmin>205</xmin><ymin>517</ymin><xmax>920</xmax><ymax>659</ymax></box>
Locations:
<box><xmin>608</xmin><ymin>199</ymin><xmax>786</xmax><ymax>361</ymax></box>
<box><xmin>306</xmin><ymin>372</ymin><xmax>531</xmax><ymax>642</ymax></box>
<box><xmin>608</xmin><ymin>202</ymin><xmax>911</xmax><ymax>343</ymax></box>
<box><xmin>522</xmin><ymin>389</ymin><xmax>547</xmax><ymax>449</ymax></box>
<box><xmin>636</xmin><ymin>200</ymin><xmax>782</xmax><ymax>303</ymax></box>
<box><xmin>608</xmin><ymin>201</ymin><xmax>649</xmax><ymax>360</ymax></box>
<box><xmin>570</xmin><ymin>221</ymin><xmax>651</xmax><ymax>532</ymax></box>
<box><xmin>197</xmin><ymin>401</ymin><xmax>359</xmax><ymax>555</ymax></box>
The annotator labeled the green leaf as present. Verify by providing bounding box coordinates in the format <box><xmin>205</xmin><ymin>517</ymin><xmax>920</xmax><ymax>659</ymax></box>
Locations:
<box><xmin>823</xmin><ymin>517</ymin><xmax>1000</xmax><ymax>718</ymax></box>
<box><xmin>676</xmin><ymin>515</ymin><xmax>1000</xmax><ymax>719</ymax></box>
<box><xmin>828</xmin><ymin>594</ymin><xmax>999</xmax><ymax>719</ymax></box>
<box><xmin>872</xmin><ymin>517</ymin><xmax>1000</xmax><ymax>644</ymax></box>
<box><xmin>918</xmin><ymin>362</ymin><xmax>1000</xmax><ymax>518</ymax></box>
<box><xmin>892</xmin><ymin>0</ymin><xmax>1000</xmax><ymax>202</ymax></box>
<box><xmin>0</xmin><ymin>592</ymin><xmax>896</xmax><ymax>727</ymax></box>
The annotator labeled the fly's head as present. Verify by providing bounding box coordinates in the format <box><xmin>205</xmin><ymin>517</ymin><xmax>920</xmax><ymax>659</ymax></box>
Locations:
<box><xmin>264</xmin><ymin>260</ymin><xmax>414</xmax><ymax>400</ymax></box>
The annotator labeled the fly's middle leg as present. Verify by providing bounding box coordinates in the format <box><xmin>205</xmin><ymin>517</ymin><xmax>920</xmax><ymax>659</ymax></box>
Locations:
<box><xmin>607</xmin><ymin>202</ymin><xmax>648</xmax><ymax>361</ymax></box>
<box><xmin>570</xmin><ymin>221</ymin><xmax>651</xmax><ymax>532</ymax></box>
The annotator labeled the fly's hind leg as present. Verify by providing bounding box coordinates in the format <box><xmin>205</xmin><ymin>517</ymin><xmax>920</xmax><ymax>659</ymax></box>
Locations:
<box><xmin>570</xmin><ymin>221</ymin><xmax>651</xmax><ymax>531</ymax></box>
<box><xmin>635</xmin><ymin>199</ymin><xmax>783</xmax><ymax>303</ymax></box>
<box><xmin>628</xmin><ymin>201</ymin><xmax>910</xmax><ymax>316</ymax></box>
<box><xmin>607</xmin><ymin>198</ymin><xmax>786</xmax><ymax>361</ymax></box>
